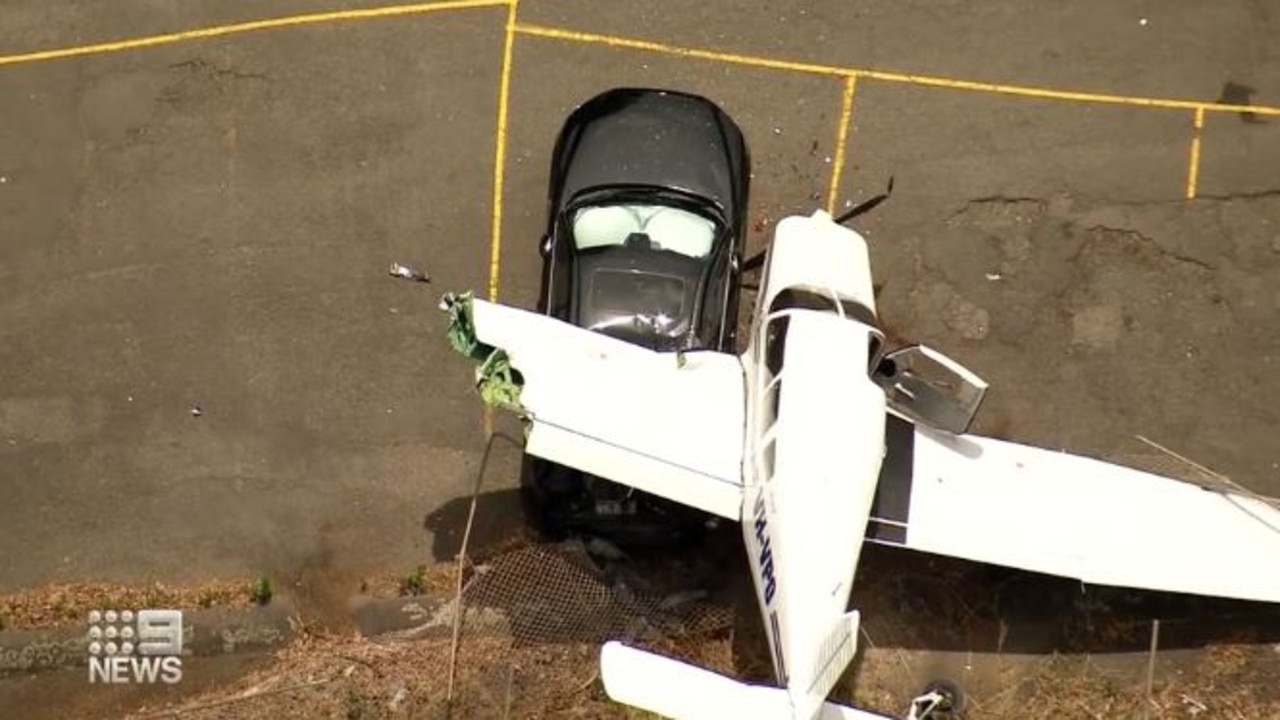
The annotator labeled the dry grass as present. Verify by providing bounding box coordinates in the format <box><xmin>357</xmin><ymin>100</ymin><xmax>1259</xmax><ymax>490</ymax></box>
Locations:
<box><xmin>119</xmin><ymin>621</ymin><xmax>1280</xmax><ymax>720</ymax></box>
<box><xmin>105</xmin><ymin>545</ymin><xmax>1280</xmax><ymax>720</ymax></box>
<box><xmin>122</xmin><ymin>629</ymin><xmax>676</xmax><ymax>719</ymax></box>
<box><xmin>7</xmin><ymin>533</ymin><xmax>1278</xmax><ymax>719</ymax></box>
<box><xmin>0</xmin><ymin>579</ymin><xmax>255</xmax><ymax>631</ymax></box>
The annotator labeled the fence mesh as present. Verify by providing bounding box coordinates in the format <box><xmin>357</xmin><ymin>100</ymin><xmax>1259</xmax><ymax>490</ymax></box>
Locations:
<box><xmin>436</xmin><ymin>537</ymin><xmax>741</xmax><ymax>718</ymax></box>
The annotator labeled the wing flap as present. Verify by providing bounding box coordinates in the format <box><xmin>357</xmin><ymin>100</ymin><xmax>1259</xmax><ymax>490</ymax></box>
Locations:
<box><xmin>466</xmin><ymin>298</ymin><xmax>746</xmax><ymax>519</ymax></box>
<box><xmin>873</xmin><ymin>425</ymin><xmax>1280</xmax><ymax>603</ymax></box>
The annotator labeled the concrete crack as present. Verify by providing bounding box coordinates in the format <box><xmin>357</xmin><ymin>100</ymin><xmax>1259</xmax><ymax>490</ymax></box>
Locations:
<box><xmin>1082</xmin><ymin>225</ymin><xmax>1215</xmax><ymax>271</ymax></box>
<box><xmin>169</xmin><ymin>58</ymin><xmax>269</xmax><ymax>82</ymax></box>
<box><xmin>1192</xmin><ymin>188</ymin><xmax>1280</xmax><ymax>202</ymax></box>
<box><xmin>944</xmin><ymin>195</ymin><xmax>1045</xmax><ymax>223</ymax></box>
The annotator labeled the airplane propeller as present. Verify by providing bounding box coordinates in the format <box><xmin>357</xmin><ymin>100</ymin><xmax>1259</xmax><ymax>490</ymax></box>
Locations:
<box><xmin>741</xmin><ymin>177</ymin><xmax>895</xmax><ymax>274</ymax></box>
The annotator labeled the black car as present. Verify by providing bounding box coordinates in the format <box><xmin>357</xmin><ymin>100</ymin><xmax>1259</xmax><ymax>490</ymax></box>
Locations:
<box><xmin>521</xmin><ymin>87</ymin><xmax>751</xmax><ymax>546</ymax></box>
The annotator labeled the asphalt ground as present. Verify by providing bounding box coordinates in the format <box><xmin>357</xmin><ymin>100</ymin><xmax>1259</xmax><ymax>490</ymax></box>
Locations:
<box><xmin>2</xmin><ymin>0</ymin><xmax>1278</xmax><ymax>650</ymax></box>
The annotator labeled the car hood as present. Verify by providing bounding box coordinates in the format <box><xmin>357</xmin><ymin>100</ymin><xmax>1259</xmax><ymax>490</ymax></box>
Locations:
<box><xmin>555</xmin><ymin>89</ymin><xmax>746</xmax><ymax>220</ymax></box>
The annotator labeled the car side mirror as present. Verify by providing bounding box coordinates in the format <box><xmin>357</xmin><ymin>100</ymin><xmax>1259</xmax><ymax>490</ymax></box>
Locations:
<box><xmin>539</xmin><ymin>235</ymin><xmax>552</xmax><ymax>258</ymax></box>
<box><xmin>872</xmin><ymin>345</ymin><xmax>987</xmax><ymax>435</ymax></box>
<box><xmin>729</xmin><ymin>253</ymin><xmax>740</xmax><ymax>274</ymax></box>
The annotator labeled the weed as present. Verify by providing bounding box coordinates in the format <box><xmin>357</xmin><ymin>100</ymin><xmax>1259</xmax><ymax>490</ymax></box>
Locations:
<box><xmin>250</xmin><ymin>575</ymin><xmax>274</xmax><ymax>605</ymax></box>
<box><xmin>400</xmin><ymin>565</ymin><xmax>427</xmax><ymax>596</ymax></box>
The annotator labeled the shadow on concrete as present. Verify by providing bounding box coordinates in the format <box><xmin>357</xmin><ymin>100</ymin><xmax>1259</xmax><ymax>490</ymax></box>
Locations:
<box><xmin>424</xmin><ymin>488</ymin><xmax>525</xmax><ymax>564</ymax></box>
<box><xmin>423</xmin><ymin>432</ymin><xmax>527</xmax><ymax>563</ymax></box>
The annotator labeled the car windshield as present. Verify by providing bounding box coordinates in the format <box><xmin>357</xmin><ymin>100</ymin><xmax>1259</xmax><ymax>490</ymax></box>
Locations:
<box><xmin>571</xmin><ymin>203</ymin><xmax>718</xmax><ymax>259</ymax></box>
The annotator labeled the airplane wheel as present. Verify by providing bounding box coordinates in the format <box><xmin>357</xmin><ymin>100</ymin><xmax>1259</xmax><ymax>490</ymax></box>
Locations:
<box><xmin>919</xmin><ymin>679</ymin><xmax>964</xmax><ymax>718</ymax></box>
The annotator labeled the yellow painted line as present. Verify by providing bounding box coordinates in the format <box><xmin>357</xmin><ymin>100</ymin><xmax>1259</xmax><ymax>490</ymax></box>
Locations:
<box><xmin>826</xmin><ymin>75</ymin><xmax>858</xmax><ymax>214</ymax></box>
<box><xmin>515</xmin><ymin>23</ymin><xmax>1280</xmax><ymax>117</ymax></box>
<box><xmin>481</xmin><ymin>0</ymin><xmax>514</xmax><ymax>441</ymax></box>
<box><xmin>487</xmin><ymin>0</ymin><xmax>519</xmax><ymax>303</ymax></box>
<box><xmin>858</xmin><ymin>69</ymin><xmax>1280</xmax><ymax>116</ymax></box>
<box><xmin>515</xmin><ymin>24</ymin><xmax>847</xmax><ymax>77</ymax></box>
<box><xmin>0</xmin><ymin>0</ymin><xmax>509</xmax><ymax>67</ymax></box>
<box><xmin>1185</xmin><ymin>107</ymin><xmax>1205</xmax><ymax>199</ymax></box>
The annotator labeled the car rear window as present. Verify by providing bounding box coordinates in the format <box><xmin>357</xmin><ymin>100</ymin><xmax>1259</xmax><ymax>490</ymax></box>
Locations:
<box><xmin>589</xmin><ymin>270</ymin><xmax>687</xmax><ymax>318</ymax></box>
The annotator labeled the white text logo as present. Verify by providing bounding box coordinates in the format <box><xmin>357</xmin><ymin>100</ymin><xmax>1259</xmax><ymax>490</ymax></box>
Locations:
<box><xmin>87</xmin><ymin>609</ymin><xmax>184</xmax><ymax>684</ymax></box>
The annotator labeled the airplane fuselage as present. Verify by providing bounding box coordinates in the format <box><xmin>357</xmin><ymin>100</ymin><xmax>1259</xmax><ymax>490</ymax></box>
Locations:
<box><xmin>739</xmin><ymin>212</ymin><xmax>889</xmax><ymax>716</ymax></box>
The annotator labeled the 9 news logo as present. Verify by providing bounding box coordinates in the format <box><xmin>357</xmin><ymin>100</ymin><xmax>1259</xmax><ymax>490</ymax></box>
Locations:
<box><xmin>87</xmin><ymin>609</ymin><xmax>184</xmax><ymax>684</ymax></box>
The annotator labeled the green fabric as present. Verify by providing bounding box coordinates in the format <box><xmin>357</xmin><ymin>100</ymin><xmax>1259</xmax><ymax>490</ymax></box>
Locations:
<box><xmin>439</xmin><ymin>291</ymin><xmax>486</xmax><ymax>360</ymax></box>
<box><xmin>439</xmin><ymin>291</ymin><xmax>524</xmax><ymax>411</ymax></box>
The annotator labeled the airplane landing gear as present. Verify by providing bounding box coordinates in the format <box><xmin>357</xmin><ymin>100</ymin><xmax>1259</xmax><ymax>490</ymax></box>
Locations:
<box><xmin>906</xmin><ymin>680</ymin><xmax>963</xmax><ymax>720</ymax></box>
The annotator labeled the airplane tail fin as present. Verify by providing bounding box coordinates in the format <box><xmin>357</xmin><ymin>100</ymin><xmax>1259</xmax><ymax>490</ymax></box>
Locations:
<box><xmin>600</xmin><ymin>639</ymin><xmax>887</xmax><ymax>720</ymax></box>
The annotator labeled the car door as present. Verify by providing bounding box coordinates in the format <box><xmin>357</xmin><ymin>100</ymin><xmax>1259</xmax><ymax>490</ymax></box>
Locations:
<box><xmin>699</xmin><ymin>239</ymin><xmax>739</xmax><ymax>351</ymax></box>
<box><xmin>539</xmin><ymin>223</ymin><xmax>574</xmax><ymax>319</ymax></box>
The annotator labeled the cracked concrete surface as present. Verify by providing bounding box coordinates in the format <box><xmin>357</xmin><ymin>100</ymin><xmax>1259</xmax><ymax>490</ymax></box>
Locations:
<box><xmin>868</xmin><ymin>192</ymin><xmax>1280</xmax><ymax>491</ymax></box>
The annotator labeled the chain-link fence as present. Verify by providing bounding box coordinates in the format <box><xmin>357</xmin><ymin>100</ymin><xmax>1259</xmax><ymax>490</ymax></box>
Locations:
<box><xmin>437</xmin><ymin>537</ymin><xmax>739</xmax><ymax>718</ymax></box>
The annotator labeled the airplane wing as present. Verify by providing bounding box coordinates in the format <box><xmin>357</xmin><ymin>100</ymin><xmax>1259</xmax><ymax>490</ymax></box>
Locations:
<box><xmin>451</xmin><ymin>294</ymin><xmax>746</xmax><ymax>520</ymax></box>
<box><xmin>868</xmin><ymin>415</ymin><xmax>1280</xmax><ymax>603</ymax></box>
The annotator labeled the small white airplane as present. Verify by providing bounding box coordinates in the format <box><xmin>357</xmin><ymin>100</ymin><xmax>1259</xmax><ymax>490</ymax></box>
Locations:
<box><xmin>440</xmin><ymin>209</ymin><xmax>1280</xmax><ymax>720</ymax></box>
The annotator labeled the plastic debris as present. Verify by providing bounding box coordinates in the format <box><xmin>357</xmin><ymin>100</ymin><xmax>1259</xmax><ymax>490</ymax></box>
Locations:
<box><xmin>389</xmin><ymin>262</ymin><xmax>430</xmax><ymax>282</ymax></box>
<box><xmin>1180</xmin><ymin>694</ymin><xmax>1207</xmax><ymax>715</ymax></box>
<box><xmin>190</xmin><ymin>404</ymin><xmax>203</xmax><ymax>417</ymax></box>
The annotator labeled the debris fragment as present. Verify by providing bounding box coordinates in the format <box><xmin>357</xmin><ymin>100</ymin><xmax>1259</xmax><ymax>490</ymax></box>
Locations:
<box><xmin>985</xmin><ymin>272</ymin><xmax>1002</xmax><ymax>281</ymax></box>
<box><xmin>439</xmin><ymin>291</ymin><xmax>524</xmax><ymax>411</ymax></box>
<box><xmin>1180</xmin><ymin>694</ymin><xmax>1207</xmax><ymax>715</ymax></box>
<box><xmin>658</xmin><ymin>590</ymin><xmax>709</xmax><ymax>611</ymax></box>
<box><xmin>389</xmin><ymin>262</ymin><xmax>430</xmax><ymax>283</ymax></box>
<box><xmin>190</xmin><ymin>404</ymin><xmax>203</xmax><ymax>417</ymax></box>
<box><xmin>585</xmin><ymin>537</ymin><xmax>627</xmax><ymax>562</ymax></box>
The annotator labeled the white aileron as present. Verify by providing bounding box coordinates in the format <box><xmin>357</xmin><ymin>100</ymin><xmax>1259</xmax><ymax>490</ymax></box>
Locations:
<box><xmin>896</xmin><ymin>429</ymin><xmax>1280</xmax><ymax>603</ymax></box>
